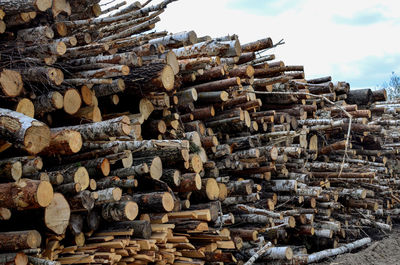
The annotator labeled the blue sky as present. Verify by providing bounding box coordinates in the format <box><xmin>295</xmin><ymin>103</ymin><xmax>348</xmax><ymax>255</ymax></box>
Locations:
<box><xmin>103</xmin><ymin>0</ymin><xmax>400</xmax><ymax>89</ymax></box>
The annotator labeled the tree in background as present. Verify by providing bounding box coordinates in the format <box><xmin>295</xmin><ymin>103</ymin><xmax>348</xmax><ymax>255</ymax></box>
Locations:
<box><xmin>383</xmin><ymin>72</ymin><xmax>400</xmax><ymax>99</ymax></box>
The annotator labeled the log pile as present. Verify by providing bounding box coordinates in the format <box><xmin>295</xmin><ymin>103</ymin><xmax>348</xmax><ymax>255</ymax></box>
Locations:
<box><xmin>0</xmin><ymin>0</ymin><xmax>398</xmax><ymax>264</ymax></box>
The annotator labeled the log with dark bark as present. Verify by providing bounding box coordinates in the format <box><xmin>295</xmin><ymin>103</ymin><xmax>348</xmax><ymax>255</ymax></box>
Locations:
<box><xmin>0</xmin><ymin>179</ymin><xmax>53</xmax><ymax>209</ymax></box>
<box><xmin>0</xmin><ymin>230</ymin><xmax>41</xmax><ymax>251</ymax></box>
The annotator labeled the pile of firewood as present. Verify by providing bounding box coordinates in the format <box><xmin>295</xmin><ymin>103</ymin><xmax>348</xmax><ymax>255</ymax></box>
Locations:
<box><xmin>0</xmin><ymin>0</ymin><xmax>398</xmax><ymax>264</ymax></box>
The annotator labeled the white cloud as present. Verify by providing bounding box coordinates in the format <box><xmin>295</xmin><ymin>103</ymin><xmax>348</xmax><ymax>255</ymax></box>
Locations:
<box><xmin>101</xmin><ymin>0</ymin><xmax>400</xmax><ymax>86</ymax></box>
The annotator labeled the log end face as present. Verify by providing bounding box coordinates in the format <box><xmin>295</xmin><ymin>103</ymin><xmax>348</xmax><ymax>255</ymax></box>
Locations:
<box><xmin>285</xmin><ymin>247</ymin><xmax>294</xmax><ymax>260</ymax></box>
<box><xmin>190</xmin><ymin>154</ymin><xmax>203</xmax><ymax>173</ymax></box>
<box><xmin>56</xmin><ymin>42</ymin><xmax>67</xmax><ymax>56</ymax></box>
<box><xmin>125</xmin><ymin>201</ymin><xmax>139</xmax><ymax>221</ymax></box>
<box><xmin>101</xmin><ymin>158</ymin><xmax>110</xmax><ymax>176</ymax></box>
<box><xmin>270</xmin><ymin>146</ymin><xmax>278</xmax><ymax>160</ymax></box>
<box><xmin>0</xmin><ymin>20</ymin><xmax>5</xmax><ymax>34</ymax></box>
<box><xmin>37</xmin><ymin>180</ymin><xmax>54</xmax><ymax>207</ymax></box>
<box><xmin>52</xmin><ymin>91</ymin><xmax>64</xmax><ymax>109</ymax></box>
<box><xmin>69</xmin><ymin>131</ymin><xmax>83</xmax><ymax>153</ymax></box>
<box><xmin>162</xmin><ymin>192</ymin><xmax>174</xmax><ymax>212</ymax></box>
<box><xmin>37</xmin><ymin>0</ymin><xmax>53</xmax><ymax>12</ymax></box>
<box><xmin>205</xmin><ymin>178</ymin><xmax>219</xmax><ymax>201</ymax></box>
<box><xmin>188</xmin><ymin>31</ymin><xmax>198</xmax><ymax>44</ymax></box>
<box><xmin>161</xmin><ymin>65</ymin><xmax>175</xmax><ymax>91</ymax></box>
<box><xmin>25</xmin><ymin>122</ymin><xmax>50</xmax><ymax>154</ymax></box>
<box><xmin>233</xmin><ymin>40</ymin><xmax>242</xmax><ymax>57</ymax></box>
<box><xmin>27</xmin><ymin>230</ymin><xmax>42</xmax><ymax>249</ymax></box>
<box><xmin>194</xmin><ymin>173</ymin><xmax>202</xmax><ymax>190</ymax></box>
<box><xmin>12</xmin><ymin>161</ymin><xmax>22</xmax><ymax>181</ymax></box>
<box><xmin>150</xmin><ymin>156</ymin><xmax>163</xmax><ymax>180</ymax></box>
<box><xmin>0</xmin><ymin>69</ymin><xmax>23</xmax><ymax>97</ymax></box>
<box><xmin>0</xmin><ymin>207</ymin><xmax>12</xmax><ymax>220</ymax></box>
<box><xmin>246</xmin><ymin>65</ymin><xmax>255</xmax><ymax>77</ymax></box>
<box><xmin>112</xmin><ymin>187</ymin><xmax>122</xmax><ymax>201</ymax></box>
<box><xmin>44</xmin><ymin>193</ymin><xmax>71</xmax><ymax>235</ymax></box>
<box><xmin>15</xmin><ymin>252</ymin><xmax>28</xmax><ymax>265</ymax></box>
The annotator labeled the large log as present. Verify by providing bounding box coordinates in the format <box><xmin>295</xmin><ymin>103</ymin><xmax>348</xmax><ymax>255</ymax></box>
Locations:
<box><xmin>131</xmin><ymin>192</ymin><xmax>174</xmax><ymax>212</ymax></box>
<box><xmin>0</xmin><ymin>108</ymin><xmax>50</xmax><ymax>154</ymax></box>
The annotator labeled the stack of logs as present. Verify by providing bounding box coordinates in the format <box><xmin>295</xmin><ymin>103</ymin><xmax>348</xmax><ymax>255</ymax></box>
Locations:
<box><xmin>0</xmin><ymin>0</ymin><xmax>397</xmax><ymax>264</ymax></box>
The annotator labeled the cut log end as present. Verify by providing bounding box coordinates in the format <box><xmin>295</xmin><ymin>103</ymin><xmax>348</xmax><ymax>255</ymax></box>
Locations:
<box><xmin>37</xmin><ymin>180</ymin><xmax>54</xmax><ymax>207</ymax></box>
<box><xmin>0</xmin><ymin>20</ymin><xmax>5</xmax><ymax>34</ymax></box>
<box><xmin>0</xmin><ymin>69</ymin><xmax>23</xmax><ymax>97</ymax></box>
<box><xmin>150</xmin><ymin>156</ymin><xmax>163</xmax><ymax>180</ymax></box>
<box><xmin>37</xmin><ymin>0</ymin><xmax>53</xmax><ymax>12</ymax></box>
<box><xmin>101</xmin><ymin>158</ymin><xmax>111</xmax><ymax>176</ymax></box>
<box><xmin>15</xmin><ymin>98</ymin><xmax>34</xmax><ymax>118</ymax></box>
<box><xmin>190</xmin><ymin>154</ymin><xmax>203</xmax><ymax>173</ymax></box>
<box><xmin>161</xmin><ymin>64</ymin><xmax>175</xmax><ymax>91</ymax></box>
<box><xmin>11</xmin><ymin>161</ymin><xmax>22</xmax><ymax>181</ymax></box>
<box><xmin>0</xmin><ymin>207</ymin><xmax>12</xmax><ymax>220</ymax></box>
<box><xmin>194</xmin><ymin>173</ymin><xmax>202</xmax><ymax>190</ymax></box>
<box><xmin>44</xmin><ymin>193</ymin><xmax>71</xmax><ymax>235</ymax></box>
<box><xmin>56</xmin><ymin>42</ymin><xmax>67</xmax><ymax>56</ymax></box>
<box><xmin>162</xmin><ymin>192</ymin><xmax>174</xmax><ymax>212</ymax></box>
<box><xmin>25</xmin><ymin>122</ymin><xmax>51</xmax><ymax>155</ymax></box>
<box><xmin>205</xmin><ymin>178</ymin><xmax>219</xmax><ymax>201</ymax></box>
<box><xmin>27</xmin><ymin>230</ymin><xmax>42</xmax><ymax>248</ymax></box>
<box><xmin>74</xmin><ymin>167</ymin><xmax>90</xmax><ymax>190</ymax></box>
<box><xmin>112</xmin><ymin>187</ymin><xmax>122</xmax><ymax>201</ymax></box>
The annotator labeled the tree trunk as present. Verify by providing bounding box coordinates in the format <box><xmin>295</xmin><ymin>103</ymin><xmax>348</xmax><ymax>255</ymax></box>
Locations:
<box><xmin>40</xmin><ymin>129</ymin><xmax>82</xmax><ymax>155</ymax></box>
<box><xmin>0</xmin><ymin>252</ymin><xmax>28</xmax><ymax>265</ymax></box>
<box><xmin>0</xmin><ymin>0</ymin><xmax>52</xmax><ymax>13</ymax></box>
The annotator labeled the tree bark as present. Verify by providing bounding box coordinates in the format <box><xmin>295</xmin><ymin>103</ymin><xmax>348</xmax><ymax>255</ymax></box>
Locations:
<box><xmin>52</xmin><ymin>116</ymin><xmax>131</xmax><ymax>141</ymax></box>
<box><xmin>131</xmin><ymin>192</ymin><xmax>174</xmax><ymax>212</ymax></box>
<box><xmin>0</xmin><ymin>230</ymin><xmax>41</xmax><ymax>251</ymax></box>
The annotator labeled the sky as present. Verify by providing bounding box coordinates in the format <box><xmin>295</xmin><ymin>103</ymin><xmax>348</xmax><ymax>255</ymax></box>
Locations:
<box><xmin>102</xmin><ymin>0</ymin><xmax>400</xmax><ymax>89</ymax></box>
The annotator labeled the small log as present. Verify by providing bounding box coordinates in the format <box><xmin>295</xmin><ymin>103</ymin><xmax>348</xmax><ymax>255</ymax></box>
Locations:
<box><xmin>106</xmin><ymin>220</ymin><xmax>152</xmax><ymax>239</ymax></box>
<box><xmin>33</xmin><ymin>91</ymin><xmax>64</xmax><ymax>116</ymax></box>
<box><xmin>131</xmin><ymin>192</ymin><xmax>174</xmax><ymax>212</ymax></box>
<box><xmin>0</xmin><ymin>252</ymin><xmax>28</xmax><ymax>265</ymax></box>
<box><xmin>0</xmin><ymin>179</ymin><xmax>53</xmax><ymax>209</ymax></box>
<box><xmin>40</xmin><ymin>129</ymin><xmax>82</xmax><ymax>155</ymax></box>
<box><xmin>0</xmin><ymin>230</ymin><xmax>41</xmax><ymax>251</ymax></box>
<box><xmin>102</xmin><ymin>201</ymin><xmax>139</xmax><ymax>222</ymax></box>
<box><xmin>95</xmin><ymin>187</ymin><xmax>122</xmax><ymax>204</ymax></box>
<box><xmin>0</xmin><ymin>158</ymin><xmax>22</xmax><ymax>181</ymax></box>
<box><xmin>0</xmin><ymin>108</ymin><xmax>50</xmax><ymax>154</ymax></box>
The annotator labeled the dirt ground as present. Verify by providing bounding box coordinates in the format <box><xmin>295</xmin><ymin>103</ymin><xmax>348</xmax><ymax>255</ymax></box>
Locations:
<box><xmin>319</xmin><ymin>227</ymin><xmax>400</xmax><ymax>265</ymax></box>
